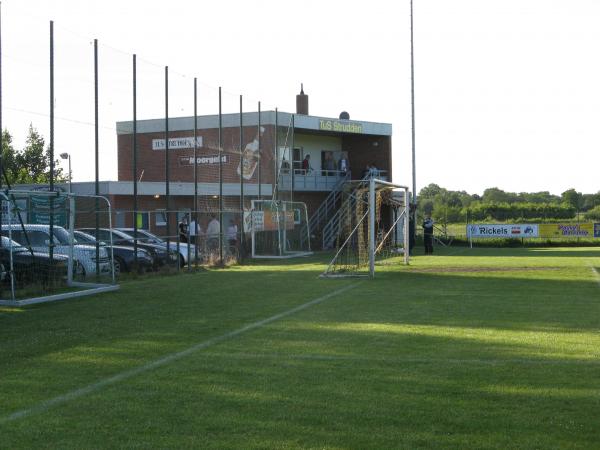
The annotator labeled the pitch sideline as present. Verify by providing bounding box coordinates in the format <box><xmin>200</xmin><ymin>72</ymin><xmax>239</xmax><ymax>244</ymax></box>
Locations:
<box><xmin>0</xmin><ymin>283</ymin><xmax>358</xmax><ymax>425</ymax></box>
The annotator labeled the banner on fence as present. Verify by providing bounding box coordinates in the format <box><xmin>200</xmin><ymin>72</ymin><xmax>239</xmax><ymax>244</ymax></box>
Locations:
<box><xmin>595</xmin><ymin>223</ymin><xmax>600</xmax><ymax>238</ymax></box>
<box><xmin>29</xmin><ymin>195</ymin><xmax>68</xmax><ymax>227</ymax></box>
<box><xmin>539</xmin><ymin>223</ymin><xmax>594</xmax><ymax>238</ymax></box>
<box><xmin>467</xmin><ymin>224</ymin><xmax>539</xmax><ymax>238</ymax></box>
<box><xmin>244</xmin><ymin>209</ymin><xmax>294</xmax><ymax>232</ymax></box>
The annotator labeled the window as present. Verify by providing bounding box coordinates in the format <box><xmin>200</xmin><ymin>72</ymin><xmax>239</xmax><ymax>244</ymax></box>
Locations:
<box><xmin>293</xmin><ymin>147</ymin><xmax>303</xmax><ymax>171</ymax></box>
<box><xmin>155</xmin><ymin>210</ymin><xmax>167</xmax><ymax>227</ymax></box>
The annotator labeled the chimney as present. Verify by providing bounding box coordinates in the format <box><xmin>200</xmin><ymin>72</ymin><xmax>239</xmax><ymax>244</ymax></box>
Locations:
<box><xmin>296</xmin><ymin>83</ymin><xmax>309</xmax><ymax>115</ymax></box>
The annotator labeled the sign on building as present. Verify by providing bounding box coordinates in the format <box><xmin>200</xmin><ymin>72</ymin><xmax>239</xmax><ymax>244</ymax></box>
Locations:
<box><xmin>152</xmin><ymin>136</ymin><xmax>203</xmax><ymax>151</ymax></box>
<box><xmin>179</xmin><ymin>155</ymin><xmax>228</xmax><ymax>166</ymax></box>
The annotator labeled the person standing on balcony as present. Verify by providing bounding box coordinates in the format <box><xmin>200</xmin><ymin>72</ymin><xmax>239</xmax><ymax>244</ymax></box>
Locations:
<box><xmin>338</xmin><ymin>152</ymin><xmax>349</xmax><ymax>177</ymax></box>
<box><xmin>302</xmin><ymin>154</ymin><xmax>312</xmax><ymax>174</ymax></box>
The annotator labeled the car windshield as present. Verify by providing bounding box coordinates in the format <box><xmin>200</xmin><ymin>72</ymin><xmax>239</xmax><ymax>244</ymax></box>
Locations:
<box><xmin>74</xmin><ymin>232</ymin><xmax>96</xmax><ymax>244</ymax></box>
<box><xmin>52</xmin><ymin>227</ymin><xmax>72</xmax><ymax>245</ymax></box>
<box><xmin>0</xmin><ymin>236</ymin><xmax>27</xmax><ymax>252</ymax></box>
<box><xmin>137</xmin><ymin>231</ymin><xmax>164</xmax><ymax>244</ymax></box>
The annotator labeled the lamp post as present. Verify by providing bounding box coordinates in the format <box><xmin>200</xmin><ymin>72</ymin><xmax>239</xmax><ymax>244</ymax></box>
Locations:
<box><xmin>60</xmin><ymin>152</ymin><xmax>71</xmax><ymax>193</ymax></box>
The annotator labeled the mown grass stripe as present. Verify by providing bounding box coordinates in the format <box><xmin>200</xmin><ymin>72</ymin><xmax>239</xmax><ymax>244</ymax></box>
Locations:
<box><xmin>0</xmin><ymin>283</ymin><xmax>358</xmax><ymax>425</ymax></box>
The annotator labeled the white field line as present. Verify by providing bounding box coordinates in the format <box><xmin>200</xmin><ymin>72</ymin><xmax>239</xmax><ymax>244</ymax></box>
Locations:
<box><xmin>0</xmin><ymin>283</ymin><xmax>358</xmax><ymax>425</ymax></box>
<box><xmin>591</xmin><ymin>265</ymin><xmax>600</xmax><ymax>288</ymax></box>
<box><xmin>199</xmin><ymin>352</ymin><xmax>600</xmax><ymax>367</ymax></box>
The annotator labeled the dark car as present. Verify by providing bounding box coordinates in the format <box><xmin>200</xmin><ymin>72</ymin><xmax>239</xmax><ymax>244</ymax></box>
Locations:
<box><xmin>73</xmin><ymin>230</ymin><xmax>154</xmax><ymax>275</ymax></box>
<box><xmin>0</xmin><ymin>236</ymin><xmax>68</xmax><ymax>287</ymax></box>
<box><xmin>77</xmin><ymin>228</ymin><xmax>177</xmax><ymax>268</ymax></box>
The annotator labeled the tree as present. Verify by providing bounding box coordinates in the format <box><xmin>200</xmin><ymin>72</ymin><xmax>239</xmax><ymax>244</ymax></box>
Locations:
<box><xmin>482</xmin><ymin>187</ymin><xmax>514</xmax><ymax>203</ymax></box>
<box><xmin>560</xmin><ymin>189</ymin><xmax>583</xmax><ymax>211</ymax></box>
<box><xmin>1</xmin><ymin>129</ymin><xmax>19</xmax><ymax>184</ymax></box>
<box><xmin>418</xmin><ymin>183</ymin><xmax>443</xmax><ymax>199</ymax></box>
<box><xmin>14</xmin><ymin>124</ymin><xmax>65</xmax><ymax>184</ymax></box>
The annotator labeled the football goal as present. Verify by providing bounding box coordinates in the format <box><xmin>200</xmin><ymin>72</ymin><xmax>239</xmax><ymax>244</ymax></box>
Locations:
<box><xmin>321</xmin><ymin>178</ymin><xmax>410</xmax><ymax>278</ymax></box>
<box><xmin>245</xmin><ymin>199</ymin><xmax>312</xmax><ymax>259</ymax></box>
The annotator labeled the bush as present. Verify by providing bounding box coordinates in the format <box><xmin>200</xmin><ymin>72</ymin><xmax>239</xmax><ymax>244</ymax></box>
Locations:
<box><xmin>584</xmin><ymin>206</ymin><xmax>600</xmax><ymax>221</ymax></box>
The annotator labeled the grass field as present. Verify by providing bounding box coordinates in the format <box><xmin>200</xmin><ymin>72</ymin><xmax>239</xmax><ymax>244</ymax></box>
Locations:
<box><xmin>1</xmin><ymin>247</ymin><xmax>599</xmax><ymax>449</ymax></box>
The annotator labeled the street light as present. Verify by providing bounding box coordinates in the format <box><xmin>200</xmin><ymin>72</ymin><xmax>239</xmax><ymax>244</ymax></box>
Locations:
<box><xmin>59</xmin><ymin>152</ymin><xmax>71</xmax><ymax>193</ymax></box>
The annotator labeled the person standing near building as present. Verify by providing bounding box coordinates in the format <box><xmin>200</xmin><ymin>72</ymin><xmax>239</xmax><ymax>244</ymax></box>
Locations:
<box><xmin>422</xmin><ymin>215</ymin><xmax>434</xmax><ymax>255</ymax></box>
<box><xmin>206</xmin><ymin>214</ymin><xmax>221</xmax><ymax>251</ymax></box>
<box><xmin>178</xmin><ymin>216</ymin><xmax>189</xmax><ymax>243</ymax></box>
<box><xmin>227</xmin><ymin>219</ymin><xmax>238</xmax><ymax>247</ymax></box>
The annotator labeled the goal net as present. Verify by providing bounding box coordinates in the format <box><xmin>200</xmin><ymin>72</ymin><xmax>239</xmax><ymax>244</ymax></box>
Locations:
<box><xmin>246</xmin><ymin>200</ymin><xmax>312</xmax><ymax>258</ymax></box>
<box><xmin>321</xmin><ymin>178</ymin><xmax>410</xmax><ymax>278</ymax></box>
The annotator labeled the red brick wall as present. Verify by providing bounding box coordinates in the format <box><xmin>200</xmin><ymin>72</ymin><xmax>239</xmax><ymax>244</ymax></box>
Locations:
<box><xmin>342</xmin><ymin>135</ymin><xmax>392</xmax><ymax>180</ymax></box>
<box><xmin>118</xmin><ymin>125</ymin><xmax>277</xmax><ymax>185</ymax></box>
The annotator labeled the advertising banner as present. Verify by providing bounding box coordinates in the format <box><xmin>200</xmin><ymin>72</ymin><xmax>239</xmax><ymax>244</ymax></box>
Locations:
<box><xmin>179</xmin><ymin>155</ymin><xmax>228</xmax><ymax>166</ymax></box>
<box><xmin>244</xmin><ymin>209</ymin><xmax>294</xmax><ymax>232</ymax></box>
<box><xmin>539</xmin><ymin>223</ymin><xmax>594</xmax><ymax>238</ymax></box>
<box><xmin>467</xmin><ymin>224</ymin><xmax>539</xmax><ymax>238</ymax></box>
<box><xmin>30</xmin><ymin>195</ymin><xmax>68</xmax><ymax>227</ymax></box>
<box><xmin>152</xmin><ymin>136</ymin><xmax>203</xmax><ymax>151</ymax></box>
<box><xmin>595</xmin><ymin>223</ymin><xmax>600</xmax><ymax>238</ymax></box>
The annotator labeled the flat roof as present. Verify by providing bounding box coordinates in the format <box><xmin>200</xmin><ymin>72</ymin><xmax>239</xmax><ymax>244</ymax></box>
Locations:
<box><xmin>116</xmin><ymin>111</ymin><xmax>392</xmax><ymax>137</ymax></box>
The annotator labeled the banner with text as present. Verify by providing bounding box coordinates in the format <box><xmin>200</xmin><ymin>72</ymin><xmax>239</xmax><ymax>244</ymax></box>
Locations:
<box><xmin>467</xmin><ymin>224</ymin><xmax>539</xmax><ymax>238</ymax></box>
<box><xmin>152</xmin><ymin>136</ymin><xmax>203</xmax><ymax>151</ymax></box>
<box><xmin>539</xmin><ymin>223</ymin><xmax>594</xmax><ymax>238</ymax></box>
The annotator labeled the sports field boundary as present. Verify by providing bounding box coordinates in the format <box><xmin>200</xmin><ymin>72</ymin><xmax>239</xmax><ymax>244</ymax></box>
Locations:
<box><xmin>0</xmin><ymin>283</ymin><xmax>358</xmax><ymax>425</ymax></box>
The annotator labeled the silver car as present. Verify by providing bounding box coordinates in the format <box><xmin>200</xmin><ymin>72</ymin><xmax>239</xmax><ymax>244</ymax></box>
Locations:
<box><xmin>2</xmin><ymin>224</ymin><xmax>111</xmax><ymax>279</ymax></box>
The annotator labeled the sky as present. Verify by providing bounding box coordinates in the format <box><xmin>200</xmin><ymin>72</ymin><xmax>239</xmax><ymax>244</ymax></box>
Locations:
<box><xmin>2</xmin><ymin>0</ymin><xmax>599</xmax><ymax>196</ymax></box>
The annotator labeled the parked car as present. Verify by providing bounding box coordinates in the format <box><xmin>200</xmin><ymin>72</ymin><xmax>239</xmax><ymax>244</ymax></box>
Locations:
<box><xmin>0</xmin><ymin>236</ymin><xmax>68</xmax><ymax>287</ymax></box>
<box><xmin>73</xmin><ymin>230</ymin><xmax>154</xmax><ymax>275</ymax></box>
<box><xmin>1</xmin><ymin>224</ymin><xmax>111</xmax><ymax>279</ymax></box>
<box><xmin>77</xmin><ymin>228</ymin><xmax>177</xmax><ymax>268</ymax></box>
<box><xmin>117</xmin><ymin>228</ymin><xmax>198</xmax><ymax>266</ymax></box>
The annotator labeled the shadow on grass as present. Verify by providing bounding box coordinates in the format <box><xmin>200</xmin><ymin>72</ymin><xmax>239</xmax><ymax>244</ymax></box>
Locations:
<box><xmin>420</xmin><ymin>246</ymin><xmax>600</xmax><ymax>258</ymax></box>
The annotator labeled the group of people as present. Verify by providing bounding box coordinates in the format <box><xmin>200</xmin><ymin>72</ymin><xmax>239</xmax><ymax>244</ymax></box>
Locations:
<box><xmin>178</xmin><ymin>215</ymin><xmax>239</xmax><ymax>249</ymax></box>
<box><xmin>361</xmin><ymin>163</ymin><xmax>380</xmax><ymax>179</ymax></box>
<box><xmin>301</xmin><ymin>152</ymin><xmax>350</xmax><ymax>177</ymax></box>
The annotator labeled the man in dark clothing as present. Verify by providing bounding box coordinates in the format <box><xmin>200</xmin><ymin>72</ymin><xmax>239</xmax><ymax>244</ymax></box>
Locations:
<box><xmin>422</xmin><ymin>216</ymin><xmax>434</xmax><ymax>255</ymax></box>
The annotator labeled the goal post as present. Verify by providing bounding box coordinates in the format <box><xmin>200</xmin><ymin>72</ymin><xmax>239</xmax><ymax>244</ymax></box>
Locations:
<box><xmin>321</xmin><ymin>178</ymin><xmax>410</xmax><ymax>278</ymax></box>
<box><xmin>246</xmin><ymin>199</ymin><xmax>312</xmax><ymax>259</ymax></box>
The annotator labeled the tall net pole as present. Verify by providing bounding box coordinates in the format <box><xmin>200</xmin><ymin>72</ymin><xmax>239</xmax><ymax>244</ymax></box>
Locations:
<box><xmin>49</xmin><ymin>20</ymin><xmax>55</xmax><ymax>266</ymax></box>
<box><xmin>239</xmin><ymin>94</ymin><xmax>244</xmax><ymax>260</ymax></box>
<box><xmin>218</xmin><ymin>87</ymin><xmax>223</xmax><ymax>264</ymax></box>
<box><xmin>94</xmin><ymin>39</ymin><xmax>100</xmax><ymax>277</ymax></box>
<box><xmin>257</xmin><ymin>101</ymin><xmax>261</xmax><ymax>200</ymax></box>
<box><xmin>132</xmin><ymin>54</ymin><xmax>138</xmax><ymax>268</ymax></box>
<box><xmin>164</xmin><ymin>66</ymin><xmax>170</xmax><ymax>262</ymax></box>
<box><xmin>274</xmin><ymin>108</ymin><xmax>278</xmax><ymax>201</ymax></box>
<box><xmin>410</xmin><ymin>0</ymin><xmax>418</xmax><ymax>248</ymax></box>
<box><xmin>193</xmin><ymin>77</ymin><xmax>198</xmax><ymax>266</ymax></box>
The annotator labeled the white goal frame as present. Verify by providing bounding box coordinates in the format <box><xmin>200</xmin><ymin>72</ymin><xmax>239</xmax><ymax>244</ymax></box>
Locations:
<box><xmin>247</xmin><ymin>199</ymin><xmax>313</xmax><ymax>259</ymax></box>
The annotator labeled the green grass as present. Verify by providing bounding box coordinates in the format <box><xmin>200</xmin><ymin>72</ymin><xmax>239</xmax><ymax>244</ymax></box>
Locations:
<box><xmin>1</xmin><ymin>247</ymin><xmax>599</xmax><ymax>449</ymax></box>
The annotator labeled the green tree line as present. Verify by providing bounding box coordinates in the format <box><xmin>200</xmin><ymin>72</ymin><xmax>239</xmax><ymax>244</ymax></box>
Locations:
<box><xmin>418</xmin><ymin>184</ymin><xmax>600</xmax><ymax>223</ymax></box>
<box><xmin>1</xmin><ymin>125</ymin><xmax>65</xmax><ymax>185</ymax></box>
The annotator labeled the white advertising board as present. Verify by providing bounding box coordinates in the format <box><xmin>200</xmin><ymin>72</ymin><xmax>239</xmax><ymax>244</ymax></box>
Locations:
<box><xmin>152</xmin><ymin>136</ymin><xmax>203</xmax><ymax>151</ymax></box>
<box><xmin>467</xmin><ymin>224</ymin><xmax>539</xmax><ymax>238</ymax></box>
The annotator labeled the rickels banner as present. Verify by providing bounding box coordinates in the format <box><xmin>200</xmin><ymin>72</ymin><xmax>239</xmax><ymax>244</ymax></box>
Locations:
<box><xmin>468</xmin><ymin>224</ymin><xmax>539</xmax><ymax>238</ymax></box>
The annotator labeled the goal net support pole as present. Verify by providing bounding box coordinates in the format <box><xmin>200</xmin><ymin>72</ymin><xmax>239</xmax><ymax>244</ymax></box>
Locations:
<box><xmin>321</xmin><ymin>178</ymin><xmax>410</xmax><ymax>279</ymax></box>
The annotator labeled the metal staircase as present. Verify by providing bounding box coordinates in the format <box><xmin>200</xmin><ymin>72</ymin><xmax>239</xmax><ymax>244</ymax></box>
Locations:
<box><xmin>300</xmin><ymin>173</ymin><xmax>349</xmax><ymax>248</ymax></box>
